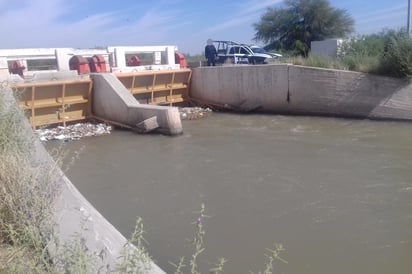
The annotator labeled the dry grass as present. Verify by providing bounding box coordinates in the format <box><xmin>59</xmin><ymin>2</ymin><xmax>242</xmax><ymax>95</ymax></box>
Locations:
<box><xmin>0</xmin><ymin>87</ymin><xmax>60</xmax><ymax>273</ymax></box>
<box><xmin>0</xmin><ymin>244</ymin><xmax>42</xmax><ymax>273</ymax></box>
<box><xmin>0</xmin><ymin>87</ymin><xmax>155</xmax><ymax>273</ymax></box>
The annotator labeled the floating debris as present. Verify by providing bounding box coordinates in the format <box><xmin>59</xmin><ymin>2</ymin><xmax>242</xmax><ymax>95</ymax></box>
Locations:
<box><xmin>34</xmin><ymin>108</ymin><xmax>210</xmax><ymax>141</ymax></box>
<box><xmin>179</xmin><ymin>107</ymin><xmax>212</xmax><ymax>120</ymax></box>
<box><xmin>35</xmin><ymin>122</ymin><xmax>112</xmax><ymax>142</ymax></box>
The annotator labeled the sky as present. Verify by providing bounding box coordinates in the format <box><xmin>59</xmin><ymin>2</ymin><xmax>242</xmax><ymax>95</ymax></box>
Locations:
<box><xmin>0</xmin><ymin>0</ymin><xmax>409</xmax><ymax>54</ymax></box>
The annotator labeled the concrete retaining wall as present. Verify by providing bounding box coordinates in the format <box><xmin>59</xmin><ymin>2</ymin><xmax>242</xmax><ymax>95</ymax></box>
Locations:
<box><xmin>191</xmin><ymin>64</ymin><xmax>412</xmax><ymax>120</ymax></box>
<box><xmin>190</xmin><ymin>65</ymin><xmax>289</xmax><ymax>111</ymax></box>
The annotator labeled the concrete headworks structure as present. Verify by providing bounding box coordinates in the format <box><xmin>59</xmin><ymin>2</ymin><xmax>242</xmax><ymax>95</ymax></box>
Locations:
<box><xmin>1</xmin><ymin>46</ymin><xmax>190</xmax><ymax>134</ymax></box>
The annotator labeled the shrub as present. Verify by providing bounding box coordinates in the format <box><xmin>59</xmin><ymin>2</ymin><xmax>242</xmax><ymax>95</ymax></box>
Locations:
<box><xmin>338</xmin><ymin>29</ymin><xmax>412</xmax><ymax>77</ymax></box>
<box><xmin>379</xmin><ymin>31</ymin><xmax>412</xmax><ymax>78</ymax></box>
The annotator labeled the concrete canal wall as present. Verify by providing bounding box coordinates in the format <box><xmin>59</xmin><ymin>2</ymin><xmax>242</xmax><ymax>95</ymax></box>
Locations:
<box><xmin>190</xmin><ymin>64</ymin><xmax>412</xmax><ymax>120</ymax></box>
<box><xmin>1</xmin><ymin>88</ymin><xmax>165</xmax><ymax>274</ymax></box>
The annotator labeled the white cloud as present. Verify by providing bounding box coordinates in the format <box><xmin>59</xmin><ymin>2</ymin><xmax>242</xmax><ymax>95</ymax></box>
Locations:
<box><xmin>203</xmin><ymin>0</ymin><xmax>282</xmax><ymax>34</ymax></box>
<box><xmin>0</xmin><ymin>0</ymin><xmax>191</xmax><ymax>49</ymax></box>
<box><xmin>237</xmin><ymin>0</ymin><xmax>284</xmax><ymax>16</ymax></box>
<box><xmin>204</xmin><ymin>14</ymin><xmax>256</xmax><ymax>33</ymax></box>
<box><xmin>0</xmin><ymin>0</ymin><xmax>73</xmax><ymax>47</ymax></box>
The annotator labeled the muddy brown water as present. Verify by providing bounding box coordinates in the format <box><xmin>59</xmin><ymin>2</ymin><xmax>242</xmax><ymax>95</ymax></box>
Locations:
<box><xmin>46</xmin><ymin>113</ymin><xmax>412</xmax><ymax>274</ymax></box>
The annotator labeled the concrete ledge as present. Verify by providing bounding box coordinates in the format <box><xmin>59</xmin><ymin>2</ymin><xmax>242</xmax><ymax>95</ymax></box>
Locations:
<box><xmin>27</xmin><ymin>71</ymin><xmax>85</xmax><ymax>82</ymax></box>
<box><xmin>191</xmin><ymin>64</ymin><xmax>412</xmax><ymax>121</ymax></box>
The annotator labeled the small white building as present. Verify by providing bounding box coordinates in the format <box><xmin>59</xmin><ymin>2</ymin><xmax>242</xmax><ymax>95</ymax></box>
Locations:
<box><xmin>310</xmin><ymin>39</ymin><xmax>343</xmax><ymax>58</ymax></box>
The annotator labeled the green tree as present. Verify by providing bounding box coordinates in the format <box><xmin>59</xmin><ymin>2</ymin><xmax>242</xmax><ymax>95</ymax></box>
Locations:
<box><xmin>253</xmin><ymin>0</ymin><xmax>354</xmax><ymax>56</ymax></box>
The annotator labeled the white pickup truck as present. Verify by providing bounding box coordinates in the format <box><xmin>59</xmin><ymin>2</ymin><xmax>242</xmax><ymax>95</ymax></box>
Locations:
<box><xmin>213</xmin><ymin>40</ymin><xmax>275</xmax><ymax>64</ymax></box>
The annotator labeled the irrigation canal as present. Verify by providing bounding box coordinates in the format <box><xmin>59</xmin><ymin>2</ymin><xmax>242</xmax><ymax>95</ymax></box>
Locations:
<box><xmin>46</xmin><ymin>112</ymin><xmax>412</xmax><ymax>274</ymax></box>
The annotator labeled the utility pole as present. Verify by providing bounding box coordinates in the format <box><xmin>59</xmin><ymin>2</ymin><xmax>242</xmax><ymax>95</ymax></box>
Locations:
<box><xmin>408</xmin><ymin>0</ymin><xmax>411</xmax><ymax>36</ymax></box>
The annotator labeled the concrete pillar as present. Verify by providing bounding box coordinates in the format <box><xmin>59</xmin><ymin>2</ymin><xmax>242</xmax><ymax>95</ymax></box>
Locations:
<box><xmin>114</xmin><ymin>48</ymin><xmax>126</xmax><ymax>68</ymax></box>
<box><xmin>166</xmin><ymin>46</ymin><xmax>175</xmax><ymax>65</ymax></box>
<box><xmin>153</xmin><ymin>51</ymin><xmax>161</xmax><ymax>65</ymax></box>
<box><xmin>55</xmin><ymin>48</ymin><xmax>71</xmax><ymax>71</ymax></box>
<box><xmin>0</xmin><ymin>57</ymin><xmax>9</xmax><ymax>77</ymax></box>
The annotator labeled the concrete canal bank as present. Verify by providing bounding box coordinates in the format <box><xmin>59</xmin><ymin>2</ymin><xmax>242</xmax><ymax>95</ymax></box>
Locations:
<box><xmin>191</xmin><ymin>64</ymin><xmax>412</xmax><ymax>120</ymax></box>
<box><xmin>1</xmin><ymin>88</ymin><xmax>165</xmax><ymax>273</ymax></box>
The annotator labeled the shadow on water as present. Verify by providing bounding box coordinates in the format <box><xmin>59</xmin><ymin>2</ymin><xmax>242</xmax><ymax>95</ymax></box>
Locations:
<box><xmin>47</xmin><ymin>113</ymin><xmax>412</xmax><ymax>274</ymax></box>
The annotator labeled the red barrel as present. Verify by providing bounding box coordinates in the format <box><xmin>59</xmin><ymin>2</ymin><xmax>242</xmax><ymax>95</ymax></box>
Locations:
<box><xmin>69</xmin><ymin>55</ymin><xmax>90</xmax><ymax>74</ymax></box>
<box><xmin>175</xmin><ymin>52</ymin><xmax>187</xmax><ymax>68</ymax></box>
<box><xmin>127</xmin><ymin>56</ymin><xmax>141</xmax><ymax>66</ymax></box>
<box><xmin>89</xmin><ymin>55</ymin><xmax>107</xmax><ymax>72</ymax></box>
<box><xmin>9</xmin><ymin>60</ymin><xmax>25</xmax><ymax>77</ymax></box>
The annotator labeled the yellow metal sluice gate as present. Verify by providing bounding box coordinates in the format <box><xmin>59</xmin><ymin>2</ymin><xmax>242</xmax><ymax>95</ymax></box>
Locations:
<box><xmin>13</xmin><ymin>69</ymin><xmax>192</xmax><ymax>129</ymax></box>
<box><xmin>14</xmin><ymin>78</ymin><xmax>93</xmax><ymax>129</ymax></box>
<box><xmin>116</xmin><ymin>68</ymin><xmax>192</xmax><ymax>105</ymax></box>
